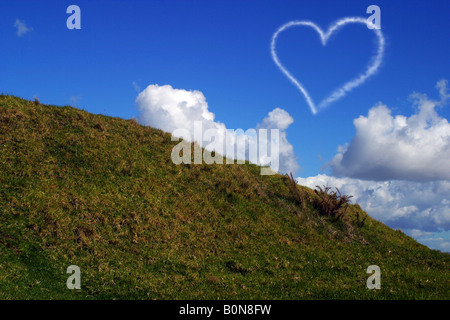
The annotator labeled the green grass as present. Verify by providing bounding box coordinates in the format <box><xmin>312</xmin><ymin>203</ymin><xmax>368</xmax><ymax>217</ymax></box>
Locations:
<box><xmin>0</xmin><ymin>95</ymin><xmax>449</xmax><ymax>299</ymax></box>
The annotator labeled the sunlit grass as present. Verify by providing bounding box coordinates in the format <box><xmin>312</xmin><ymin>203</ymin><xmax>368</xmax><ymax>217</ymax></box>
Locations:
<box><xmin>0</xmin><ymin>95</ymin><xmax>448</xmax><ymax>299</ymax></box>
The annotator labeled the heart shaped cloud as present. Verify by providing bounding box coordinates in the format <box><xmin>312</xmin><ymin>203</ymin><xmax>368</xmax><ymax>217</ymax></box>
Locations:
<box><xmin>271</xmin><ymin>17</ymin><xmax>385</xmax><ymax>114</ymax></box>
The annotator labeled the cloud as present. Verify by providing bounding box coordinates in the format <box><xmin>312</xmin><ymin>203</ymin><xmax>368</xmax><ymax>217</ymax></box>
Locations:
<box><xmin>260</xmin><ymin>108</ymin><xmax>293</xmax><ymax>130</ymax></box>
<box><xmin>408</xmin><ymin>229</ymin><xmax>433</xmax><ymax>238</ymax></box>
<box><xmin>258</xmin><ymin>108</ymin><xmax>299</xmax><ymax>174</ymax></box>
<box><xmin>328</xmin><ymin>80</ymin><xmax>450</xmax><ymax>181</ymax></box>
<box><xmin>436</xmin><ymin>79</ymin><xmax>450</xmax><ymax>104</ymax></box>
<box><xmin>132</xmin><ymin>81</ymin><xmax>141</xmax><ymax>92</ymax></box>
<box><xmin>418</xmin><ymin>237</ymin><xmax>450</xmax><ymax>252</ymax></box>
<box><xmin>14</xmin><ymin>19</ymin><xmax>33</xmax><ymax>37</ymax></box>
<box><xmin>438</xmin><ymin>241</ymin><xmax>450</xmax><ymax>252</ymax></box>
<box><xmin>69</xmin><ymin>96</ymin><xmax>82</xmax><ymax>107</ymax></box>
<box><xmin>296</xmin><ymin>174</ymin><xmax>450</xmax><ymax>234</ymax></box>
<box><xmin>136</xmin><ymin>84</ymin><xmax>215</xmax><ymax>134</ymax></box>
<box><xmin>271</xmin><ymin>17</ymin><xmax>385</xmax><ymax>114</ymax></box>
<box><xmin>136</xmin><ymin>84</ymin><xmax>299</xmax><ymax>174</ymax></box>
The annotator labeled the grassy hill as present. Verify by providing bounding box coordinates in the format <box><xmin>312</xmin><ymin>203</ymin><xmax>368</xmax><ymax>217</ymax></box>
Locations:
<box><xmin>0</xmin><ymin>95</ymin><xmax>448</xmax><ymax>299</ymax></box>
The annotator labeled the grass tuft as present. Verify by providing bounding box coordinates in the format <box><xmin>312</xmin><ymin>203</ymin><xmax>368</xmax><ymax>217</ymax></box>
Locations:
<box><xmin>313</xmin><ymin>185</ymin><xmax>353</xmax><ymax>221</ymax></box>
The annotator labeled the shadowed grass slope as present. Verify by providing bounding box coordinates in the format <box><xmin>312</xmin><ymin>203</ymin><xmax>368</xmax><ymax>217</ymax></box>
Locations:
<box><xmin>0</xmin><ymin>95</ymin><xmax>449</xmax><ymax>299</ymax></box>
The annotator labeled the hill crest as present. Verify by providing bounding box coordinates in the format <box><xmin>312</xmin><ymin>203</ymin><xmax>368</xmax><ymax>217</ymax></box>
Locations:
<box><xmin>0</xmin><ymin>95</ymin><xmax>448</xmax><ymax>299</ymax></box>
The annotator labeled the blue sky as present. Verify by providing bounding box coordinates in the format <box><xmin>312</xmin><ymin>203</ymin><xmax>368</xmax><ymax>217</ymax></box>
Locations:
<box><xmin>1</xmin><ymin>0</ymin><xmax>450</xmax><ymax>251</ymax></box>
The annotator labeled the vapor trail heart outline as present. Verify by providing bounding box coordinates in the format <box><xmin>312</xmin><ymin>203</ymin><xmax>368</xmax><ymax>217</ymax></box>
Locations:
<box><xmin>271</xmin><ymin>17</ymin><xmax>385</xmax><ymax>115</ymax></box>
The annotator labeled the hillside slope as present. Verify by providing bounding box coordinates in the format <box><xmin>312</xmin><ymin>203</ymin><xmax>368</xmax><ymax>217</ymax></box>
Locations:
<box><xmin>0</xmin><ymin>95</ymin><xmax>448</xmax><ymax>299</ymax></box>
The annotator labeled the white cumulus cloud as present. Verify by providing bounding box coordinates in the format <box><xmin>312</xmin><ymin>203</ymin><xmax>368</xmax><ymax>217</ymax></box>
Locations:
<box><xmin>136</xmin><ymin>84</ymin><xmax>299</xmax><ymax>174</ymax></box>
<box><xmin>258</xmin><ymin>108</ymin><xmax>299</xmax><ymax>174</ymax></box>
<box><xmin>327</xmin><ymin>80</ymin><xmax>450</xmax><ymax>181</ymax></box>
